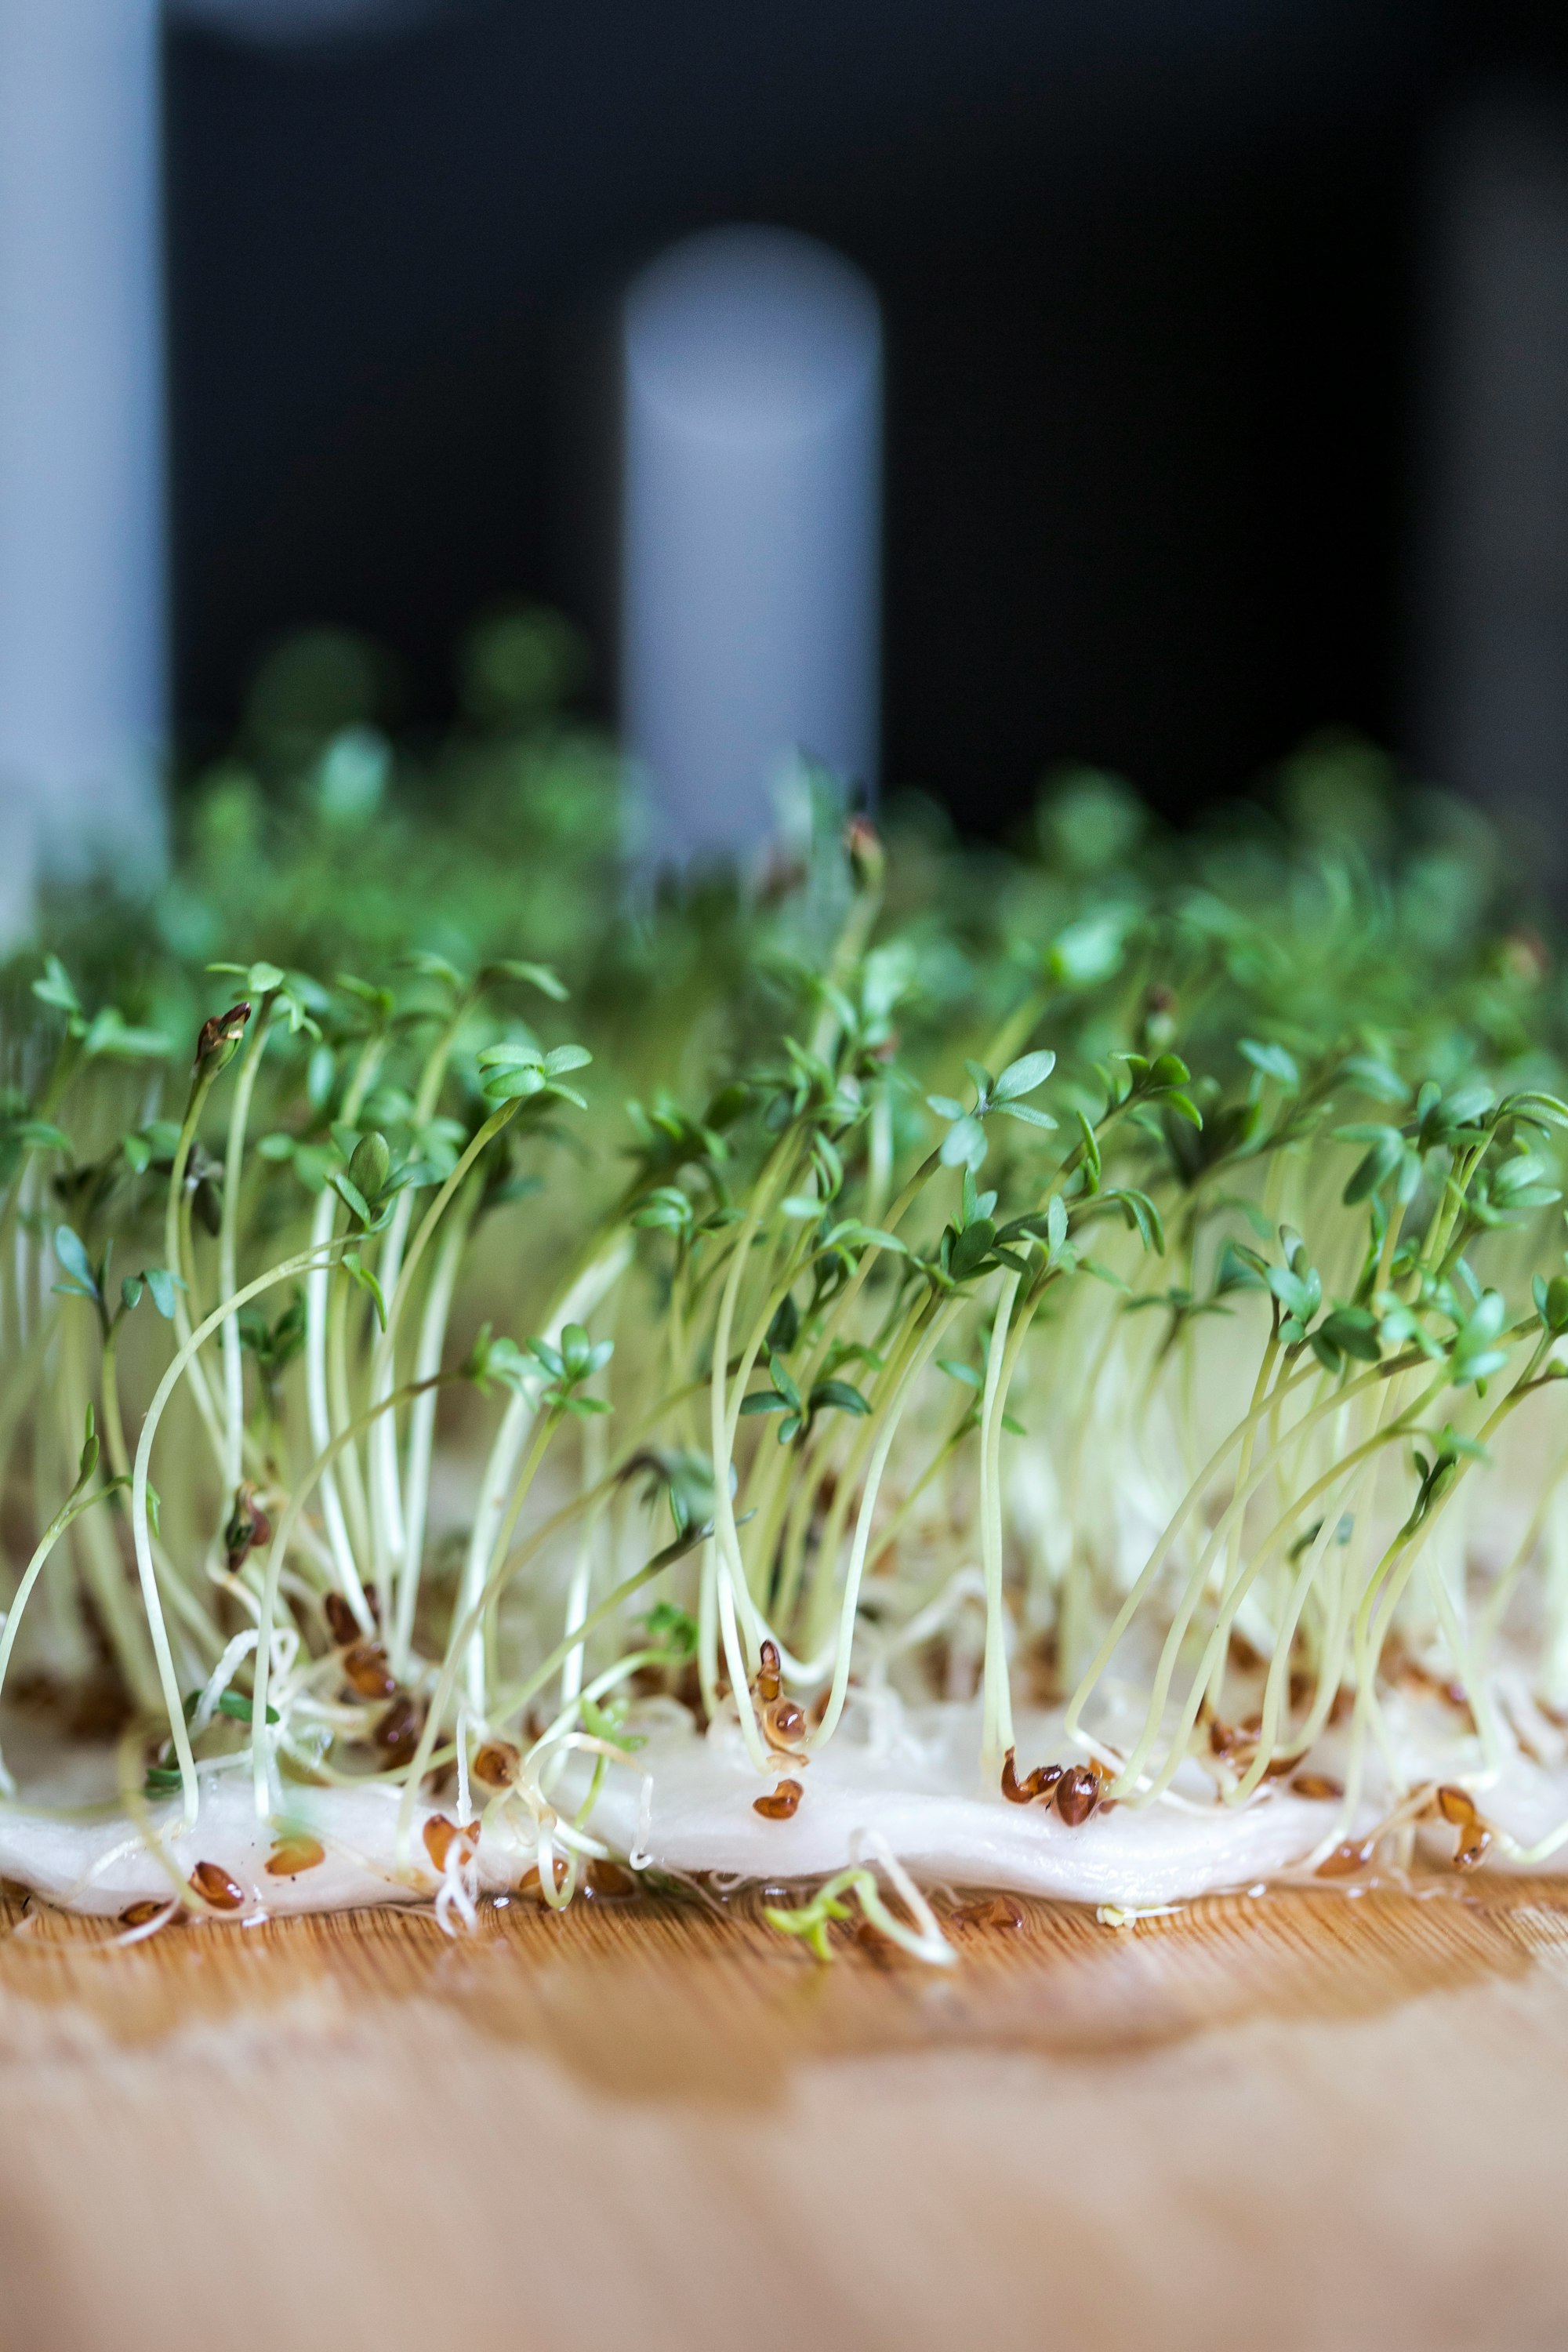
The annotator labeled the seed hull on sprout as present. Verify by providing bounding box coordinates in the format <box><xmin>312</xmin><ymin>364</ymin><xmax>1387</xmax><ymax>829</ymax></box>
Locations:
<box><xmin>5</xmin><ymin>757</ymin><xmax>1568</xmax><ymax>1960</ymax></box>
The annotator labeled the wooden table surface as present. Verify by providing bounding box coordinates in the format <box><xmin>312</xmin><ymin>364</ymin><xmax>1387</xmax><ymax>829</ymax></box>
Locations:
<box><xmin>3</xmin><ymin>1874</ymin><xmax>1568</xmax><ymax>2351</ymax></box>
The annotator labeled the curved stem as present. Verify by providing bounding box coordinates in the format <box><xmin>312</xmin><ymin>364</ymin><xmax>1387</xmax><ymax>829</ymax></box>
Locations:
<box><xmin>219</xmin><ymin>997</ymin><xmax>275</xmax><ymax>1496</ymax></box>
<box><xmin>0</xmin><ymin>1481</ymin><xmax>136</xmax><ymax>1795</ymax></box>
<box><xmin>390</xmin><ymin>1176</ymin><xmax>479</xmax><ymax>1674</ymax></box>
<box><xmin>132</xmin><ymin>1241</ymin><xmax>350</xmax><ymax>1824</ymax></box>
<box><xmin>813</xmin><ymin>1298</ymin><xmax>959</xmax><ymax>1748</ymax></box>
<box><xmin>249</xmin><ymin>1367</ymin><xmax>456</xmax><ymax>1819</ymax></box>
<box><xmin>162</xmin><ymin>1066</ymin><xmax>226</xmax><ymax>1471</ymax></box>
<box><xmin>978</xmin><ymin>1270</ymin><xmax>1022</xmax><ymax>1767</ymax></box>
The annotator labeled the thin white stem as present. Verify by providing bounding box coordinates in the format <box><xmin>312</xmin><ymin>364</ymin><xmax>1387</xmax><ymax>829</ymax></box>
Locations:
<box><xmin>390</xmin><ymin>1180</ymin><xmax>477</xmax><ymax>1675</ymax></box>
<box><xmin>220</xmin><ymin>1002</ymin><xmax>274</xmax><ymax>1497</ymax></box>
<box><xmin>132</xmin><ymin>1241</ymin><xmax>348</xmax><ymax>1824</ymax></box>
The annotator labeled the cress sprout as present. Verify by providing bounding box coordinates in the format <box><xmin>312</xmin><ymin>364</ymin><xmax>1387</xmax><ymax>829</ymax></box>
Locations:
<box><xmin>5</xmin><ymin>702</ymin><xmax>1568</xmax><ymax>1953</ymax></box>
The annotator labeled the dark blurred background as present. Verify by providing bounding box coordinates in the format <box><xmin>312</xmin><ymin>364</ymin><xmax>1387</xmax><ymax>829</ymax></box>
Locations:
<box><xmin>165</xmin><ymin>0</ymin><xmax>1568</xmax><ymax>838</ymax></box>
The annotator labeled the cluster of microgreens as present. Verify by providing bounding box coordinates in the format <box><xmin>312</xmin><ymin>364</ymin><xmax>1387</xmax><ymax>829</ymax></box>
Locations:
<box><xmin>7</xmin><ymin>678</ymin><xmax>1568</xmax><ymax>1952</ymax></box>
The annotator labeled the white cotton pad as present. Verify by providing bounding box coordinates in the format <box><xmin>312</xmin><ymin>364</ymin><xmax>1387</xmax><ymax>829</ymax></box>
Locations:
<box><xmin>5</xmin><ymin>1696</ymin><xmax>1564</xmax><ymax>1925</ymax></box>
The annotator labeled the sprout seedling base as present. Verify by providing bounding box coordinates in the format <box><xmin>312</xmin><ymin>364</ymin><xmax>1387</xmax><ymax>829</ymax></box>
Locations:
<box><xmin>3</xmin><ymin>1876</ymin><xmax>1568</xmax><ymax>2350</ymax></box>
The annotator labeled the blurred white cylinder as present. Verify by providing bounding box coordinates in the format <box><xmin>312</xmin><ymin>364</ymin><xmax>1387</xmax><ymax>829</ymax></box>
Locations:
<box><xmin>621</xmin><ymin>225</ymin><xmax>882</xmax><ymax>862</ymax></box>
<box><xmin>1417</xmin><ymin>96</ymin><xmax>1568</xmax><ymax>883</ymax></box>
<box><xmin>0</xmin><ymin>0</ymin><xmax>165</xmax><ymax>890</ymax></box>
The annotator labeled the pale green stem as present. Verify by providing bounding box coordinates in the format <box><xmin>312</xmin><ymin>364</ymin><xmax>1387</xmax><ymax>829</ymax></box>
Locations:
<box><xmin>220</xmin><ymin>997</ymin><xmax>276</xmax><ymax>1497</ymax></box>
<box><xmin>397</xmin><ymin>1523</ymin><xmax>685</xmax><ymax>1867</ymax></box>
<box><xmin>391</xmin><ymin>1177</ymin><xmax>478</xmax><ymax>1675</ymax></box>
<box><xmin>132</xmin><ymin>1241</ymin><xmax>350</xmax><ymax>1825</ymax></box>
<box><xmin>453</xmin><ymin>1236</ymin><xmax>631</xmax><ymax>1708</ymax></box>
<box><xmin>249</xmin><ymin>1367</ymin><xmax>452</xmax><ymax>1820</ymax></box>
<box><xmin>1065</xmin><ymin>1348</ymin><xmax>1418</xmax><ymax>1749</ymax></box>
<box><xmin>978</xmin><ymin>1270</ymin><xmax>1022</xmax><ymax>1768</ymax></box>
<box><xmin>813</xmin><ymin>1298</ymin><xmax>960</xmax><ymax>1749</ymax></box>
<box><xmin>367</xmin><ymin>1002</ymin><xmax>466</xmax><ymax>1602</ymax></box>
<box><xmin>303</xmin><ymin>1040</ymin><xmax>384</xmax><ymax>1631</ymax></box>
<box><xmin>0</xmin><ymin>1482</ymin><xmax>128</xmax><ymax>1795</ymax></box>
<box><xmin>162</xmin><ymin>1066</ymin><xmax>227</xmax><ymax>1471</ymax></box>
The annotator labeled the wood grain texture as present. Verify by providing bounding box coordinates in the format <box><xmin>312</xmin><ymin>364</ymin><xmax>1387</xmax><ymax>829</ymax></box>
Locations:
<box><xmin>3</xmin><ymin>1877</ymin><xmax>1568</xmax><ymax>2350</ymax></box>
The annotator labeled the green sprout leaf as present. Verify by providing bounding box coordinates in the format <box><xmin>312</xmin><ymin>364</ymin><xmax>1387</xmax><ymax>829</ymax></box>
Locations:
<box><xmin>482</xmin><ymin>958</ymin><xmax>569</xmax><ymax>1001</ymax></box>
<box><xmin>1239</xmin><ymin>1039</ymin><xmax>1300</xmax><ymax>1088</ymax></box>
<box><xmin>341</xmin><ymin>1253</ymin><xmax>387</xmax><ymax>1329</ymax></box>
<box><xmin>52</xmin><ymin>1227</ymin><xmax>102</xmax><ymax>1305</ymax></box>
<box><xmin>32</xmin><ymin>954</ymin><xmax>81</xmax><ymax>1020</ymax></box>
<box><xmin>992</xmin><ymin>1048</ymin><xmax>1057</xmax><ymax>1103</ymax></box>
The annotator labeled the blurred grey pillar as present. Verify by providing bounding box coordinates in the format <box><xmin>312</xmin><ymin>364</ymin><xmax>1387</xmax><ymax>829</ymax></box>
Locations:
<box><xmin>1417</xmin><ymin>94</ymin><xmax>1568</xmax><ymax>887</ymax></box>
<box><xmin>620</xmin><ymin>226</ymin><xmax>882</xmax><ymax>864</ymax></box>
<box><xmin>0</xmin><ymin>0</ymin><xmax>165</xmax><ymax>894</ymax></box>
